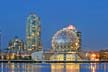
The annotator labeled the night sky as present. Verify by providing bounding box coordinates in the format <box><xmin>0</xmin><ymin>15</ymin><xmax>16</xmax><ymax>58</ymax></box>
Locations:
<box><xmin>0</xmin><ymin>0</ymin><xmax>108</xmax><ymax>51</ymax></box>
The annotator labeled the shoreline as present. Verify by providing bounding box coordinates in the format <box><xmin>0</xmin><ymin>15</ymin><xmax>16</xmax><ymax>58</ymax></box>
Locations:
<box><xmin>0</xmin><ymin>60</ymin><xmax>108</xmax><ymax>63</ymax></box>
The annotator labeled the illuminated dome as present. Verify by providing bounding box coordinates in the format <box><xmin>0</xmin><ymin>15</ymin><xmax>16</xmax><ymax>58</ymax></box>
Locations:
<box><xmin>52</xmin><ymin>25</ymin><xmax>80</xmax><ymax>52</ymax></box>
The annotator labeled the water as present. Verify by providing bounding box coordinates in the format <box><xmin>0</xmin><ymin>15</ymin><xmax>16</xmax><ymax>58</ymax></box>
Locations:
<box><xmin>0</xmin><ymin>63</ymin><xmax>108</xmax><ymax>72</ymax></box>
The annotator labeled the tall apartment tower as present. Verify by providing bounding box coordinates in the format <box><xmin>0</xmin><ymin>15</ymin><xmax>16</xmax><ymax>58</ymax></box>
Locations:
<box><xmin>26</xmin><ymin>13</ymin><xmax>42</xmax><ymax>52</ymax></box>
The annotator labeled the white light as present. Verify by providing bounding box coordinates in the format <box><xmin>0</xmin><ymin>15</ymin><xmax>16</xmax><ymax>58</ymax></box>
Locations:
<box><xmin>67</xmin><ymin>25</ymin><xmax>76</xmax><ymax>30</ymax></box>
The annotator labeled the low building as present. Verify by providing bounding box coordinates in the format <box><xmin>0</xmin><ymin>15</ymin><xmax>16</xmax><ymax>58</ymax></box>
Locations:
<box><xmin>86</xmin><ymin>51</ymin><xmax>100</xmax><ymax>61</ymax></box>
<box><xmin>31</xmin><ymin>51</ymin><xmax>43</xmax><ymax>61</ymax></box>
<box><xmin>100</xmin><ymin>49</ymin><xmax>108</xmax><ymax>60</ymax></box>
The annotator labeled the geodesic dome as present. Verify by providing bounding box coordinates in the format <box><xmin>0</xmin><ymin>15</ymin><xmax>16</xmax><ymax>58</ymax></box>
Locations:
<box><xmin>52</xmin><ymin>25</ymin><xmax>80</xmax><ymax>52</ymax></box>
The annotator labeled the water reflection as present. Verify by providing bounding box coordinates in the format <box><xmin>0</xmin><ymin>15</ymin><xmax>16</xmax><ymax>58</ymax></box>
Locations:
<box><xmin>90</xmin><ymin>63</ymin><xmax>97</xmax><ymax>72</ymax></box>
<box><xmin>0</xmin><ymin>63</ymin><xmax>108</xmax><ymax>72</ymax></box>
<box><xmin>51</xmin><ymin>63</ymin><xmax>80</xmax><ymax>72</ymax></box>
<box><xmin>0</xmin><ymin>63</ymin><xmax>41</xmax><ymax>72</ymax></box>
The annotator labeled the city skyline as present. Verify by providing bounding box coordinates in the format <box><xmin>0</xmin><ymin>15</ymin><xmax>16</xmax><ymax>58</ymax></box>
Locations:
<box><xmin>0</xmin><ymin>0</ymin><xmax>108</xmax><ymax>50</ymax></box>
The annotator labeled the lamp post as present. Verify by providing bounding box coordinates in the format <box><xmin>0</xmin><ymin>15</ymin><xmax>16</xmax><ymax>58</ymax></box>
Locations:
<box><xmin>0</xmin><ymin>30</ymin><xmax>3</xmax><ymax>60</ymax></box>
<box><xmin>0</xmin><ymin>30</ymin><xmax>1</xmax><ymax>60</ymax></box>
<box><xmin>63</xmin><ymin>46</ymin><xmax>66</xmax><ymax>72</ymax></box>
<box><xmin>0</xmin><ymin>30</ymin><xmax>1</xmax><ymax>52</ymax></box>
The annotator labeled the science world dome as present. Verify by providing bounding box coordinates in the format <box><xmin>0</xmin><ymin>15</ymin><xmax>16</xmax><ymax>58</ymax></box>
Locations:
<box><xmin>52</xmin><ymin>25</ymin><xmax>81</xmax><ymax>52</ymax></box>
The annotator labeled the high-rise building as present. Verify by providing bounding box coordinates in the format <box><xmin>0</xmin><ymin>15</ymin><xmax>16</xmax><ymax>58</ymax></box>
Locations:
<box><xmin>26</xmin><ymin>13</ymin><xmax>42</xmax><ymax>52</ymax></box>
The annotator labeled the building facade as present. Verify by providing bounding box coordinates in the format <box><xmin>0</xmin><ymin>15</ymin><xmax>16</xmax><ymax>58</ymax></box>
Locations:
<box><xmin>43</xmin><ymin>25</ymin><xmax>82</xmax><ymax>61</ymax></box>
<box><xmin>7</xmin><ymin>36</ymin><xmax>24</xmax><ymax>60</ymax></box>
<box><xmin>8</xmin><ymin>36</ymin><xmax>24</xmax><ymax>52</ymax></box>
<box><xmin>26</xmin><ymin>13</ymin><xmax>42</xmax><ymax>52</ymax></box>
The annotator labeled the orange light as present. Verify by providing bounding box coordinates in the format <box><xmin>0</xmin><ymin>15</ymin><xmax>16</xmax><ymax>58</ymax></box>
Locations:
<box><xmin>90</xmin><ymin>53</ymin><xmax>97</xmax><ymax>61</ymax></box>
<box><xmin>91</xmin><ymin>54</ymin><xmax>96</xmax><ymax>58</ymax></box>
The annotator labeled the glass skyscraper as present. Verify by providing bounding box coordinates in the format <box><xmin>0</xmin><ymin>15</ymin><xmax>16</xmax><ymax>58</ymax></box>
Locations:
<box><xmin>26</xmin><ymin>13</ymin><xmax>42</xmax><ymax>52</ymax></box>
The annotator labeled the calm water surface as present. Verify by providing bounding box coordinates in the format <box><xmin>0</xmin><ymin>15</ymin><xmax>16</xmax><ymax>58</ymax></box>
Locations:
<box><xmin>0</xmin><ymin>63</ymin><xmax>108</xmax><ymax>72</ymax></box>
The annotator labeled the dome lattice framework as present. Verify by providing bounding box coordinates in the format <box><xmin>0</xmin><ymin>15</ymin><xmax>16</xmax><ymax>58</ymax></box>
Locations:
<box><xmin>52</xmin><ymin>25</ymin><xmax>81</xmax><ymax>52</ymax></box>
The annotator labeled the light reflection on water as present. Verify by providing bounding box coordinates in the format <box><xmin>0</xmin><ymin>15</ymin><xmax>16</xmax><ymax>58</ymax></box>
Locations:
<box><xmin>0</xmin><ymin>63</ymin><xmax>108</xmax><ymax>72</ymax></box>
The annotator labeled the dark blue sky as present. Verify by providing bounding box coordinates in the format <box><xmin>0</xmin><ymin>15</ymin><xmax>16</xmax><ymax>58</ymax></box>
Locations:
<box><xmin>0</xmin><ymin>0</ymin><xmax>108</xmax><ymax>50</ymax></box>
